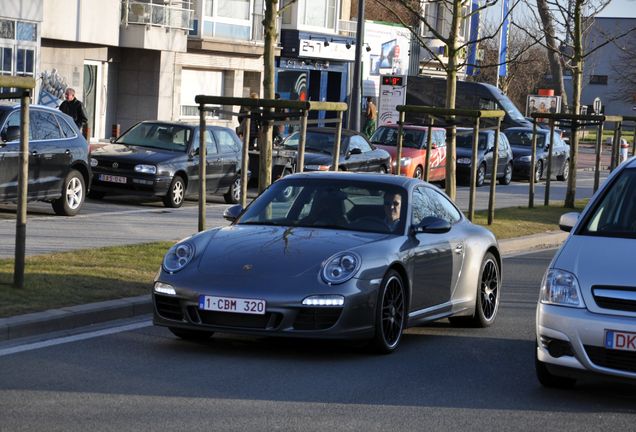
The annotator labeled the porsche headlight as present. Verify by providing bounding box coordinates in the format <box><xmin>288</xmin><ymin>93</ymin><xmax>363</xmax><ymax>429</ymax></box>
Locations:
<box><xmin>163</xmin><ymin>242</ymin><xmax>195</xmax><ymax>273</ymax></box>
<box><xmin>322</xmin><ymin>252</ymin><xmax>361</xmax><ymax>284</ymax></box>
<box><xmin>540</xmin><ymin>269</ymin><xmax>585</xmax><ymax>308</ymax></box>
<box><xmin>135</xmin><ymin>164</ymin><xmax>157</xmax><ymax>174</ymax></box>
<box><xmin>457</xmin><ymin>157</ymin><xmax>471</xmax><ymax>165</ymax></box>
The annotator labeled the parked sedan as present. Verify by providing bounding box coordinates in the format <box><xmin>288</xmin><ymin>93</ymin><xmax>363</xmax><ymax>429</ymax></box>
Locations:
<box><xmin>152</xmin><ymin>172</ymin><xmax>502</xmax><ymax>353</ymax></box>
<box><xmin>504</xmin><ymin>127</ymin><xmax>570</xmax><ymax>182</ymax></box>
<box><xmin>370</xmin><ymin>124</ymin><xmax>447</xmax><ymax>181</ymax></box>
<box><xmin>281</xmin><ymin>128</ymin><xmax>391</xmax><ymax>173</ymax></box>
<box><xmin>456</xmin><ymin>128</ymin><xmax>514</xmax><ymax>187</ymax></box>
<box><xmin>90</xmin><ymin>121</ymin><xmax>247</xmax><ymax>207</ymax></box>
<box><xmin>536</xmin><ymin>157</ymin><xmax>636</xmax><ymax>387</ymax></box>
<box><xmin>0</xmin><ymin>102</ymin><xmax>91</xmax><ymax>216</ymax></box>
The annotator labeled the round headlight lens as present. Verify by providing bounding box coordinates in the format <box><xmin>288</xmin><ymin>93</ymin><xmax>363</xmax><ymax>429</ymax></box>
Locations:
<box><xmin>457</xmin><ymin>157</ymin><xmax>471</xmax><ymax>165</ymax></box>
<box><xmin>163</xmin><ymin>242</ymin><xmax>195</xmax><ymax>273</ymax></box>
<box><xmin>322</xmin><ymin>252</ymin><xmax>361</xmax><ymax>284</ymax></box>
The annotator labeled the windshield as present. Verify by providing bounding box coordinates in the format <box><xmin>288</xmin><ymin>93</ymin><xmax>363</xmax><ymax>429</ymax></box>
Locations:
<box><xmin>580</xmin><ymin>168</ymin><xmax>636</xmax><ymax>239</ymax></box>
<box><xmin>504</xmin><ymin>131</ymin><xmax>546</xmax><ymax>148</ymax></box>
<box><xmin>456</xmin><ymin>131</ymin><xmax>489</xmax><ymax>150</ymax></box>
<box><xmin>116</xmin><ymin>123</ymin><xmax>192</xmax><ymax>152</ymax></box>
<box><xmin>370</xmin><ymin>127</ymin><xmax>426</xmax><ymax>149</ymax></box>
<box><xmin>497</xmin><ymin>97</ymin><xmax>526</xmax><ymax>122</ymax></box>
<box><xmin>283</xmin><ymin>132</ymin><xmax>346</xmax><ymax>155</ymax></box>
<box><xmin>238</xmin><ymin>177</ymin><xmax>407</xmax><ymax>234</ymax></box>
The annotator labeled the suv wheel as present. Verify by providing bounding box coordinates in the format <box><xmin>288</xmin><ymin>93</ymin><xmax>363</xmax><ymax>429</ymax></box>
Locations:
<box><xmin>52</xmin><ymin>169</ymin><xmax>85</xmax><ymax>216</ymax></box>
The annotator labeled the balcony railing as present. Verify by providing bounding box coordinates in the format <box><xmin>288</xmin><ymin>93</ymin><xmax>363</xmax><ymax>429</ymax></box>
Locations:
<box><xmin>122</xmin><ymin>0</ymin><xmax>194</xmax><ymax>31</ymax></box>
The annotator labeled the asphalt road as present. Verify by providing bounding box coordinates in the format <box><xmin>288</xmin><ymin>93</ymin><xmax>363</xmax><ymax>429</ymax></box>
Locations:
<box><xmin>1</xmin><ymin>248</ymin><xmax>634</xmax><ymax>431</ymax></box>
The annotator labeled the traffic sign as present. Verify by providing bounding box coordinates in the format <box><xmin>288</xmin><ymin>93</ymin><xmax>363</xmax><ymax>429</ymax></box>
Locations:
<box><xmin>593</xmin><ymin>97</ymin><xmax>602</xmax><ymax>115</ymax></box>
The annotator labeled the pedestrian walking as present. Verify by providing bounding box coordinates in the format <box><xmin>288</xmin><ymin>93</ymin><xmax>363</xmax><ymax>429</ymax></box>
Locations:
<box><xmin>59</xmin><ymin>88</ymin><xmax>88</xmax><ymax>130</ymax></box>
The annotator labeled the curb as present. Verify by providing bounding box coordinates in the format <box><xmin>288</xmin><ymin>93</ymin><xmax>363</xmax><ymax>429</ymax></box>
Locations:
<box><xmin>0</xmin><ymin>295</ymin><xmax>152</xmax><ymax>342</ymax></box>
<box><xmin>0</xmin><ymin>232</ymin><xmax>570</xmax><ymax>343</ymax></box>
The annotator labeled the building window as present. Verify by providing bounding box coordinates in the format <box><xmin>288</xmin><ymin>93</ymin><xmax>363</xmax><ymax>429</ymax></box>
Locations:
<box><xmin>0</xmin><ymin>19</ymin><xmax>38</xmax><ymax>93</ymax></box>
<box><xmin>298</xmin><ymin>0</ymin><xmax>336</xmax><ymax>29</ymax></box>
<box><xmin>203</xmin><ymin>0</ymin><xmax>253</xmax><ymax>40</ymax></box>
<box><xmin>589</xmin><ymin>75</ymin><xmax>608</xmax><ymax>85</ymax></box>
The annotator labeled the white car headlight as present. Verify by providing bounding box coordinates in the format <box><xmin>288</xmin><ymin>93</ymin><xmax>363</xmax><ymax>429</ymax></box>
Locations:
<box><xmin>400</xmin><ymin>157</ymin><xmax>412</xmax><ymax>166</ymax></box>
<box><xmin>163</xmin><ymin>242</ymin><xmax>195</xmax><ymax>273</ymax></box>
<box><xmin>457</xmin><ymin>157</ymin><xmax>471</xmax><ymax>165</ymax></box>
<box><xmin>321</xmin><ymin>252</ymin><xmax>361</xmax><ymax>284</ymax></box>
<box><xmin>90</xmin><ymin>158</ymin><xmax>98</xmax><ymax>167</ymax></box>
<box><xmin>540</xmin><ymin>269</ymin><xmax>585</xmax><ymax>308</ymax></box>
<box><xmin>135</xmin><ymin>164</ymin><xmax>157</xmax><ymax>174</ymax></box>
<box><xmin>519</xmin><ymin>156</ymin><xmax>531</xmax><ymax>162</ymax></box>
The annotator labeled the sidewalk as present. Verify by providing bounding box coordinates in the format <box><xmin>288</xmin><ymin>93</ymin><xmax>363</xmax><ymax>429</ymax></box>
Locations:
<box><xmin>0</xmin><ymin>230</ymin><xmax>569</xmax><ymax>343</ymax></box>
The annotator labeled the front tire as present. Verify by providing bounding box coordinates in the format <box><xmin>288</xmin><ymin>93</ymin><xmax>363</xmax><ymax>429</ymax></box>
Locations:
<box><xmin>52</xmin><ymin>169</ymin><xmax>85</xmax><ymax>216</ymax></box>
<box><xmin>535</xmin><ymin>340</ymin><xmax>577</xmax><ymax>388</ymax></box>
<box><xmin>378</xmin><ymin>165</ymin><xmax>387</xmax><ymax>174</ymax></box>
<box><xmin>163</xmin><ymin>176</ymin><xmax>185</xmax><ymax>208</ymax></box>
<box><xmin>369</xmin><ymin>269</ymin><xmax>405</xmax><ymax>354</ymax></box>
<box><xmin>476</xmin><ymin>163</ymin><xmax>486</xmax><ymax>187</ymax></box>
<box><xmin>413</xmin><ymin>166</ymin><xmax>424</xmax><ymax>180</ymax></box>
<box><xmin>224</xmin><ymin>175</ymin><xmax>241</xmax><ymax>204</ymax></box>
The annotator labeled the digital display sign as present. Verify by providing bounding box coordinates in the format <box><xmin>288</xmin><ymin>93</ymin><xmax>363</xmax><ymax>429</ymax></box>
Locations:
<box><xmin>381</xmin><ymin>76</ymin><xmax>404</xmax><ymax>86</ymax></box>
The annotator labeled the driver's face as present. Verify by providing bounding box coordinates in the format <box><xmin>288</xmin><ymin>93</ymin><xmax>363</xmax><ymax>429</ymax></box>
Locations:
<box><xmin>384</xmin><ymin>193</ymin><xmax>401</xmax><ymax>223</ymax></box>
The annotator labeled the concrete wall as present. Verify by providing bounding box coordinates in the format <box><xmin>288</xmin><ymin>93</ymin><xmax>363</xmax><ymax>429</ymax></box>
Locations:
<box><xmin>42</xmin><ymin>0</ymin><xmax>120</xmax><ymax>46</ymax></box>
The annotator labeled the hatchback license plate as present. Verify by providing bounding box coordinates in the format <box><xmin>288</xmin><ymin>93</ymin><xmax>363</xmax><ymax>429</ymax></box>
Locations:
<box><xmin>99</xmin><ymin>174</ymin><xmax>127</xmax><ymax>184</ymax></box>
<box><xmin>605</xmin><ymin>330</ymin><xmax>636</xmax><ymax>351</ymax></box>
<box><xmin>199</xmin><ymin>295</ymin><xmax>266</xmax><ymax>315</ymax></box>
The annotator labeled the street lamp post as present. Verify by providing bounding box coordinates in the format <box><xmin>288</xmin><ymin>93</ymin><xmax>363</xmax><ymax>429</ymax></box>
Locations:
<box><xmin>349</xmin><ymin>0</ymin><xmax>365</xmax><ymax>132</ymax></box>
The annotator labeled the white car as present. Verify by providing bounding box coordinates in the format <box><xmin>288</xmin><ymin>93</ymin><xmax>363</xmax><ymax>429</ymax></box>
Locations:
<box><xmin>535</xmin><ymin>157</ymin><xmax>636</xmax><ymax>387</ymax></box>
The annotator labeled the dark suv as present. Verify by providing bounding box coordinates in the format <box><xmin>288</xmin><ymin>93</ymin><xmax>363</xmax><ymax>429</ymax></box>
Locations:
<box><xmin>0</xmin><ymin>102</ymin><xmax>92</xmax><ymax>216</ymax></box>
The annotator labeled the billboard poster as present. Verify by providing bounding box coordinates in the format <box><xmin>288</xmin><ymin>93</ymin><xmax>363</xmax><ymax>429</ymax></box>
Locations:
<box><xmin>526</xmin><ymin>95</ymin><xmax>562</xmax><ymax>123</ymax></box>
<box><xmin>362</xmin><ymin>21</ymin><xmax>412</xmax><ymax>103</ymax></box>
<box><xmin>378</xmin><ymin>75</ymin><xmax>407</xmax><ymax>126</ymax></box>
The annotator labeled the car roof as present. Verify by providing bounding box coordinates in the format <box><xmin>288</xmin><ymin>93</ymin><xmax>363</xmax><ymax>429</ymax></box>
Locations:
<box><xmin>0</xmin><ymin>102</ymin><xmax>62</xmax><ymax>113</ymax></box>
<box><xmin>504</xmin><ymin>127</ymin><xmax>549</xmax><ymax>134</ymax></box>
<box><xmin>282</xmin><ymin>171</ymin><xmax>430</xmax><ymax>189</ymax></box>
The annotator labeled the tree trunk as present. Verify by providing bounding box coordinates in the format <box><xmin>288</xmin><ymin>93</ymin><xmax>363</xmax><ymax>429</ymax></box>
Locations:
<box><xmin>565</xmin><ymin>0</ymin><xmax>584</xmax><ymax>209</ymax></box>
<box><xmin>536</xmin><ymin>0</ymin><xmax>568</xmax><ymax>107</ymax></box>
<box><xmin>260</xmin><ymin>0</ymin><xmax>277</xmax><ymax>194</ymax></box>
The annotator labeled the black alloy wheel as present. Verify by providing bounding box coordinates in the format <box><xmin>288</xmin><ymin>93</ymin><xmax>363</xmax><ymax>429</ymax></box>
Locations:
<box><xmin>370</xmin><ymin>269</ymin><xmax>405</xmax><ymax>354</ymax></box>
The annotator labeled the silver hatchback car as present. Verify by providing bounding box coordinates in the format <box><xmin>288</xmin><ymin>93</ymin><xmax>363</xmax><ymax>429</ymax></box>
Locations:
<box><xmin>536</xmin><ymin>157</ymin><xmax>636</xmax><ymax>387</ymax></box>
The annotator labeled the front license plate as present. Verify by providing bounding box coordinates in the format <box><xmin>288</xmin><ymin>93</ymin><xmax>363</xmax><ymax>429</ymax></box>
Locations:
<box><xmin>199</xmin><ymin>295</ymin><xmax>266</xmax><ymax>315</ymax></box>
<box><xmin>99</xmin><ymin>174</ymin><xmax>127</xmax><ymax>184</ymax></box>
<box><xmin>605</xmin><ymin>330</ymin><xmax>636</xmax><ymax>351</ymax></box>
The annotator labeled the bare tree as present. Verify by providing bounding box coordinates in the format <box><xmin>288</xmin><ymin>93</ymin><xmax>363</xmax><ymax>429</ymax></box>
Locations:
<box><xmin>518</xmin><ymin>0</ymin><xmax>636</xmax><ymax>207</ymax></box>
<box><xmin>608</xmin><ymin>29</ymin><xmax>636</xmax><ymax>105</ymax></box>
<box><xmin>473</xmin><ymin>18</ymin><xmax>551</xmax><ymax>112</ymax></box>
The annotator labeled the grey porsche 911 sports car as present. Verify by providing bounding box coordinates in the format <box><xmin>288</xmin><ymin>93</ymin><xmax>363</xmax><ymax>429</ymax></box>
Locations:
<box><xmin>152</xmin><ymin>172</ymin><xmax>502</xmax><ymax>353</ymax></box>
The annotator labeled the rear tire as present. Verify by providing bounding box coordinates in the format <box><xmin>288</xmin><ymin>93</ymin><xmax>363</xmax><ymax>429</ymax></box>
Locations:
<box><xmin>163</xmin><ymin>176</ymin><xmax>185</xmax><ymax>208</ymax></box>
<box><xmin>499</xmin><ymin>162</ymin><xmax>512</xmax><ymax>185</ymax></box>
<box><xmin>557</xmin><ymin>159</ymin><xmax>569</xmax><ymax>181</ymax></box>
<box><xmin>224</xmin><ymin>175</ymin><xmax>241</xmax><ymax>204</ymax></box>
<box><xmin>52</xmin><ymin>169</ymin><xmax>85</xmax><ymax>216</ymax></box>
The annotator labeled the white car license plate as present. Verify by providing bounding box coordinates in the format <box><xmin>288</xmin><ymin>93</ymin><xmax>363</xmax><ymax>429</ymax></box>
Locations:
<box><xmin>605</xmin><ymin>330</ymin><xmax>636</xmax><ymax>351</ymax></box>
<box><xmin>199</xmin><ymin>295</ymin><xmax>266</xmax><ymax>315</ymax></box>
<box><xmin>99</xmin><ymin>174</ymin><xmax>127</xmax><ymax>184</ymax></box>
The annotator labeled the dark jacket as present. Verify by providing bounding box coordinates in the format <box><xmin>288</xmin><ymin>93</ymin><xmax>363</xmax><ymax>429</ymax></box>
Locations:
<box><xmin>59</xmin><ymin>98</ymin><xmax>89</xmax><ymax>129</ymax></box>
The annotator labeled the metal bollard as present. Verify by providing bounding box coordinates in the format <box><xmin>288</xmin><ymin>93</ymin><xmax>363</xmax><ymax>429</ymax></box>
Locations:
<box><xmin>111</xmin><ymin>123</ymin><xmax>120</xmax><ymax>139</ymax></box>
<box><xmin>82</xmin><ymin>124</ymin><xmax>91</xmax><ymax>140</ymax></box>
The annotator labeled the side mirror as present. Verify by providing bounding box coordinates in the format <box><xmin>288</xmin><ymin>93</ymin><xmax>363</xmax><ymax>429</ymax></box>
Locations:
<box><xmin>349</xmin><ymin>148</ymin><xmax>363</xmax><ymax>155</ymax></box>
<box><xmin>411</xmin><ymin>216</ymin><xmax>451</xmax><ymax>234</ymax></box>
<box><xmin>558</xmin><ymin>212</ymin><xmax>579</xmax><ymax>232</ymax></box>
<box><xmin>3</xmin><ymin>125</ymin><xmax>20</xmax><ymax>142</ymax></box>
<box><xmin>223</xmin><ymin>204</ymin><xmax>244</xmax><ymax>221</ymax></box>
